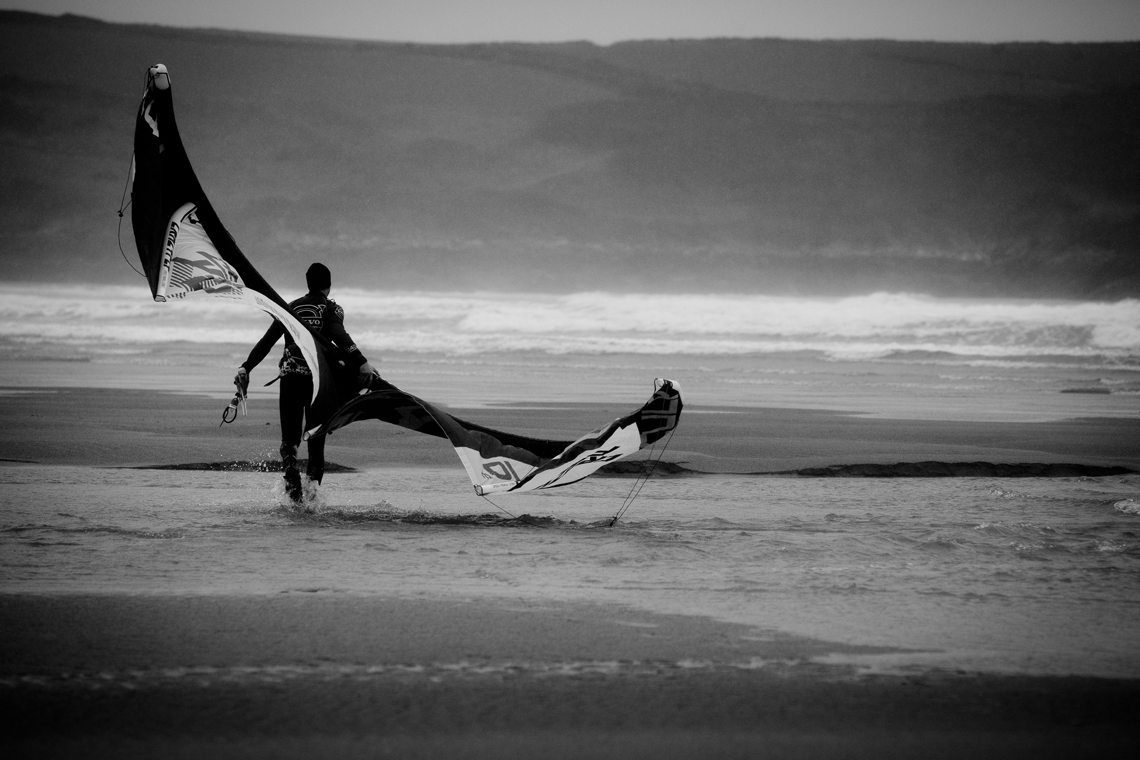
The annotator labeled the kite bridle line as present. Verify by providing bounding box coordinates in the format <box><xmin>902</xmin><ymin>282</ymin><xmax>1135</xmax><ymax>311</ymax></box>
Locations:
<box><xmin>609</xmin><ymin>422</ymin><xmax>678</xmax><ymax>528</ymax></box>
<box><xmin>478</xmin><ymin>492</ymin><xmax>517</xmax><ymax>520</ymax></box>
<box><xmin>116</xmin><ymin>154</ymin><xmax>145</xmax><ymax>278</ymax></box>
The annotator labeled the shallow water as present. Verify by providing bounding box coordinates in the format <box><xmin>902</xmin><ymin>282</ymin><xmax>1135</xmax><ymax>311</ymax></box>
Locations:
<box><xmin>2</xmin><ymin>463</ymin><xmax>1137</xmax><ymax>678</ymax></box>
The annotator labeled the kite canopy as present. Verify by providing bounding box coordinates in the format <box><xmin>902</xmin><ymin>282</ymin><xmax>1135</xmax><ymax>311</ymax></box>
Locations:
<box><xmin>311</xmin><ymin>379</ymin><xmax>682</xmax><ymax>494</ymax></box>
<box><xmin>131</xmin><ymin>64</ymin><xmax>358</xmax><ymax>429</ymax></box>
<box><xmin>130</xmin><ymin>64</ymin><xmax>683</xmax><ymax>496</ymax></box>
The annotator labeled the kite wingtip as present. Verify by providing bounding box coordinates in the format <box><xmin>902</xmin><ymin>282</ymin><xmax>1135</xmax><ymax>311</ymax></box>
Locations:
<box><xmin>148</xmin><ymin>64</ymin><xmax>170</xmax><ymax>91</ymax></box>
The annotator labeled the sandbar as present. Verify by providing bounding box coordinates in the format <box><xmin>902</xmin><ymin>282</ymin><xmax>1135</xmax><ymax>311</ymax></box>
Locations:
<box><xmin>1</xmin><ymin>386</ymin><xmax>1136</xmax><ymax>473</ymax></box>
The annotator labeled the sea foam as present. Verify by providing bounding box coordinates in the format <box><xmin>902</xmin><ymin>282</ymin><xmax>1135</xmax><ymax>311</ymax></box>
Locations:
<box><xmin>1</xmin><ymin>284</ymin><xmax>1137</xmax><ymax>365</ymax></box>
<box><xmin>1114</xmin><ymin>498</ymin><xmax>1140</xmax><ymax>515</ymax></box>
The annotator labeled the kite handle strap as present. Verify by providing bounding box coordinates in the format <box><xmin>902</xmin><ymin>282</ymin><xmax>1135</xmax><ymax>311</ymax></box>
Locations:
<box><xmin>220</xmin><ymin>384</ymin><xmax>248</xmax><ymax>426</ymax></box>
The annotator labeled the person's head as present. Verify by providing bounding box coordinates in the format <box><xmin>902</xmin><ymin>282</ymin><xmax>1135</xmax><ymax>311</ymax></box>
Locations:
<box><xmin>306</xmin><ymin>263</ymin><xmax>331</xmax><ymax>294</ymax></box>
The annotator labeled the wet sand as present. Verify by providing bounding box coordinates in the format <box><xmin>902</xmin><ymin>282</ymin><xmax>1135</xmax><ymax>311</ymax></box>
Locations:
<box><xmin>2</xmin><ymin>594</ymin><xmax>1137</xmax><ymax>759</ymax></box>
<box><xmin>2</xmin><ymin>386</ymin><xmax>1139</xmax><ymax>757</ymax></box>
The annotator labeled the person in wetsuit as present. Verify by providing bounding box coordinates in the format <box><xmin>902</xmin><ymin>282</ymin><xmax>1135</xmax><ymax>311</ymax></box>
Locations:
<box><xmin>234</xmin><ymin>263</ymin><xmax>374</xmax><ymax>501</ymax></box>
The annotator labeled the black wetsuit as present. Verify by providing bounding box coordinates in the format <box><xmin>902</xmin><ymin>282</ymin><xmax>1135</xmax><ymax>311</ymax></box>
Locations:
<box><xmin>241</xmin><ymin>291</ymin><xmax>368</xmax><ymax>484</ymax></box>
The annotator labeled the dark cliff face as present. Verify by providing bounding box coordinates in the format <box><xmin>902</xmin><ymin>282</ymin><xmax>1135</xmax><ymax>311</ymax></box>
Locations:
<box><xmin>2</xmin><ymin>12</ymin><xmax>1138</xmax><ymax>297</ymax></box>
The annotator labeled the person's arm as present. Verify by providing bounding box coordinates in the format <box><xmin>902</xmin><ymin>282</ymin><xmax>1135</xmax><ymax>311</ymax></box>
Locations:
<box><xmin>324</xmin><ymin>302</ymin><xmax>368</xmax><ymax>370</ymax></box>
<box><xmin>241</xmin><ymin>320</ymin><xmax>285</xmax><ymax>373</ymax></box>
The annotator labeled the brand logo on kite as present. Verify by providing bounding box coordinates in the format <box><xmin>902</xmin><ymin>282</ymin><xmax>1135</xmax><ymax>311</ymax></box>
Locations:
<box><xmin>158</xmin><ymin>203</ymin><xmax>244</xmax><ymax>300</ymax></box>
<box><xmin>542</xmin><ymin>446</ymin><xmax>624</xmax><ymax>488</ymax></box>
<box><xmin>483</xmin><ymin>460</ymin><xmax>521</xmax><ymax>482</ymax></box>
<box><xmin>572</xmin><ymin>446</ymin><xmax>622</xmax><ymax>467</ymax></box>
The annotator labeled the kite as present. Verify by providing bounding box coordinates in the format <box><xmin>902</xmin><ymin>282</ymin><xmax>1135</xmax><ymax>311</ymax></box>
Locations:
<box><xmin>129</xmin><ymin>64</ymin><xmax>682</xmax><ymax>496</ymax></box>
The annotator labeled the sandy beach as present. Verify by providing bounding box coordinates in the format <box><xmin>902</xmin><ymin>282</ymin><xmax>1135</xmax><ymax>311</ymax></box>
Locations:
<box><xmin>2</xmin><ymin>383</ymin><xmax>1138</xmax><ymax>757</ymax></box>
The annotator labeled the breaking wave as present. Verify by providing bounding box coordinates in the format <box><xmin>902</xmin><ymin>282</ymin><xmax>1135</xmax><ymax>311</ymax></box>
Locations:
<box><xmin>1</xmin><ymin>284</ymin><xmax>1137</xmax><ymax>365</ymax></box>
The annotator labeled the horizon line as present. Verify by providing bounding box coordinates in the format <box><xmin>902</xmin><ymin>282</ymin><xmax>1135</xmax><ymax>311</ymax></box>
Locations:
<box><xmin>6</xmin><ymin>9</ymin><xmax>1139</xmax><ymax>48</ymax></box>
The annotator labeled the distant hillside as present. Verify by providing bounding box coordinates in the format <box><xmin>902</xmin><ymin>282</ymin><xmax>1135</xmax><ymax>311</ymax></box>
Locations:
<box><xmin>1</xmin><ymin>12</ymin><xmax>1138</xmax><ymax>297</ymax></box>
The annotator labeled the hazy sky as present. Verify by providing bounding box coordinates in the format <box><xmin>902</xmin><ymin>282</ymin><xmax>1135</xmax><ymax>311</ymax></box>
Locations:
<box><xmin>5</xmin><ymin>0</ymin><xmax>1140</xmax><ymax>44</ymax></box>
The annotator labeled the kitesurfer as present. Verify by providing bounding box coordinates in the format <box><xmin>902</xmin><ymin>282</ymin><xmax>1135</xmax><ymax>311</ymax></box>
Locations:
<box><xmin>234</xmin><ymin>263</ymin><xmax>375</xmax><ymax>502</ymax></box>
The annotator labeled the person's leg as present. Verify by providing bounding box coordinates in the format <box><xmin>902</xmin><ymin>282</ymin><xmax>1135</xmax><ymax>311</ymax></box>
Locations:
<box><xmin>297</xmin><ymin>373</ymin><xmax>324</xmax><ymax>484</ymax></box>
<box><xmin>306</xmin><ymin>433</ymin><xmax>326</xmax><ymax>484</ymax></box>
<box><xmin>278</xmin><ymin>374</ymin><xmax>306</xmax><ymax>501</ymax></box>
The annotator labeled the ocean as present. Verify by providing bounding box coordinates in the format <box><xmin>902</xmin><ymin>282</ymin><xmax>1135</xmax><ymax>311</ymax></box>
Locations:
<box><xmin>1</xmin><ymin>283</ymin><xmax>1139</xmax><ymax>678</ymax></box>
<box><xmin>1</xmin><ymin>283</ymin><xmax>1138</xmax><ymax>417</ymax></box>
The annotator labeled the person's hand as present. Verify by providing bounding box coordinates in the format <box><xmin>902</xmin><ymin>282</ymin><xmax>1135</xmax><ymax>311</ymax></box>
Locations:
<box><xmin>357</xmin><ymin>361</ymin><xmax>379</xmax><ymax>391</ymax></box>
<box><xmin>234</xmin><ymin>367</ymin><xmax>249</xmax><ymax>395</ymax></box>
